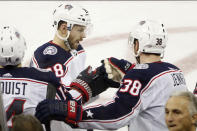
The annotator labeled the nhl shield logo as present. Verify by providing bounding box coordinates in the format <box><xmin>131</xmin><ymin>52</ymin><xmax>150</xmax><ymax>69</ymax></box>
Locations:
<box><xmin>65</xmin><ymin>4</ymin><xmax>73</xmax><ymax>10</ymax></box>
<box><xmin>43</xmin><ymin>46</ymin><xmax>57</xmax><ymax>55</ymax></box>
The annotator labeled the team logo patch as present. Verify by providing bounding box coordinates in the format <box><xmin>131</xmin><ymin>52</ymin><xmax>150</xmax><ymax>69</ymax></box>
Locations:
<box><xmin>65</xmin><ymin>4</ymin><xmax>73</xmax><ymax>10</ymax></box>
<box><xmin>43</xmin><ymin>46</ymin><xmax>57</xmax><ymax>55</ymax></box>
<box><xmin>133</xmin><ymin>64</ymin><xmax>149</xmax><ymax>69</ymax></box>
<box><xmin>15</xmin><ymin>31</ymin><xmax>20</xmax><ymax>38</ymax></box>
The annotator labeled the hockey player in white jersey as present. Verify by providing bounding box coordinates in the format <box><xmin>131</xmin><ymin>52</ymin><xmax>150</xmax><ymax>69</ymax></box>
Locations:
<box><xmin>0</xmin><ymin>25</ymin><xmax>63</xmax><ymax>129</ymax></box>
<box><xmin>35</xmin><ymin>19</ymin><xmax>188</xmax><ymax>131</ymax></box>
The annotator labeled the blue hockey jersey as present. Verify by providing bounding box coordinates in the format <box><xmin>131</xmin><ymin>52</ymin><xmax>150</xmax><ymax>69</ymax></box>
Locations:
<box><xmin>30</xmin><ymin>41</ymin><xmax>86</xmax><ymax>131</ymax></box>
<box><xmin>30</xmin><ymin>41</ymin><xmax>86</xmax><ymax>100</ymax></box>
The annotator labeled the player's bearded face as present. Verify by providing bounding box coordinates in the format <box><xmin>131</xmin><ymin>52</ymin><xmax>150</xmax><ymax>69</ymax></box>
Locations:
<box><xmin>68</xmin><ymin>25</ymin><xmax>86</xmax><ymax>49</ymax></box>
<box><xmin>165</xmin><ymin>96</ymin><xmax>195</xmax><ymax>131</ymax></box>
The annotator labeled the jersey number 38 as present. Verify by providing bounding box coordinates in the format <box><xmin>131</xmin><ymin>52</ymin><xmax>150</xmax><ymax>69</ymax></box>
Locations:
<box><xmin>120</xmin><ymin>79</ymin><xmax>142</xmax><ymax>96</ymax></box>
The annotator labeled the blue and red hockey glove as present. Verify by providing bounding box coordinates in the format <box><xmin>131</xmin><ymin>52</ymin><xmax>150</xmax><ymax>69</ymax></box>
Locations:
<box><xmin>35</xmin><ymin>99</ymin><xmax>82</xmax><ymax>128</ymax></box>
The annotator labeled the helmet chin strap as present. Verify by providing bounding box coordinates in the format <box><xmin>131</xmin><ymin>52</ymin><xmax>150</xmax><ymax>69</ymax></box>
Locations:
<box><xmin>132</xmin><ymin>47</ymin><xmax>141</xmax><ymax>64</ymax></box>
<box><xmin>160</xmin><ymin>51</ymin><xmax>164</xmax><ymax>59</ymax></box>
<box><xmin>56</xmin><ymin>30</ymin><xmax>78</xmax><ymax>57</ymax></box>
<box><xmin>56</xmin><ymin>30</ymin><xmax>70</xmax><ymax>41</ymax></box>
<box><xmin>135</xmin><ymin>56</ymin><xmax>140</xmax><ymax>64</ymax></box>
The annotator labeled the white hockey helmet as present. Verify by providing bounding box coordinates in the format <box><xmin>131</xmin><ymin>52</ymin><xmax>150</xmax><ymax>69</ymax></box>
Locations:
<box><xmin>128</xmin><ymin>20</ymin><xmax>167</xmax><ymax>58</ymax></box>
<box><xmin>0</xmin><ymin>26</ymin><xmax>26</xmax><ymax>66</ymax></box>
<box><xmin>53</xmin><ymin>3</ymin><xmax>92</xmax><ymax>32</ymax></box>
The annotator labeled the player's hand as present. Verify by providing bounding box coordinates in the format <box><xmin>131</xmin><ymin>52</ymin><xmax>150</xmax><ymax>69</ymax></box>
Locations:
<box><xmin>102</xmin><ymin>57</ymin><xmax>134</xmax><ymax>82</ymax></box>
<box><xmin>35</xmin><ymin>99</ymin><xmax>82</xmax><ymax>128</ymax></box>
<box><xmin>70</xmin><ymin>66</ymin><xmax>120</xmax><ymax>103</ymax></box>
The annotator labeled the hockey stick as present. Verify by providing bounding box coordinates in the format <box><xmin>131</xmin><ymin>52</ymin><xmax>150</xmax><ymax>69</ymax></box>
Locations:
<box><xmin>44</xmin><ymin>122</ymin><xmax>51</xmax><ymax>131</ymax></box>
<box><xmin>0</xmin><ymin>88</ymin><xmax>8</xmax><ymax>131</ymax></box>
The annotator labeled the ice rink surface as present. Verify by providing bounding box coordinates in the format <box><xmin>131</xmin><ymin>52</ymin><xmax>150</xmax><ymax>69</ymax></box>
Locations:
<box><xmin>0</xmin><ymin>1</ymin><xmax>197</xmax><ymax>131</ymax></box>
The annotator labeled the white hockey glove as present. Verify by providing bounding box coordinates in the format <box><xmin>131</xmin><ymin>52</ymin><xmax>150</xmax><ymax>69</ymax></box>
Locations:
<box><xmin>103</xmin><ymin>57</ymin><xmax>135</xmax><ymax>82</ymax></box>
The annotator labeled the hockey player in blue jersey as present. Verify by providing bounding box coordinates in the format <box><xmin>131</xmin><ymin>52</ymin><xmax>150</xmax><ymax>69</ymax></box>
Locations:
<box><xmin>30</xmin><ymin>3</ymin><xmax>92</xmax><ymax>89</ymax></box>
<box><xmin>30</xmin><ymin>3</ymin><xmax>93</xmax><ymax>131</ymax></box>
<box><xmin>0</xmin><ymin>25</ymin><xmax>117</xmax><ymax>130</ymax></box>
<box><xmin>35</xmin><ymin>19</ymin><xmax>188</xmax><ymax>131</ymax></box>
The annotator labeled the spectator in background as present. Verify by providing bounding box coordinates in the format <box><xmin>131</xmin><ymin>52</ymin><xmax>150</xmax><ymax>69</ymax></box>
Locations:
<box><xmin>165</xmin><ymin>91</ymin><xmax>197</xmax><ymax>131</ymax></box>
<box><xmin>12</xmin><ymin>114</ymin><xmax>44</xmax><ymax>131</ymax></box>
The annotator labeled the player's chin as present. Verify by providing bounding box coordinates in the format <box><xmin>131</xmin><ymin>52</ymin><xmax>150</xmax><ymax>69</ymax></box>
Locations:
<box><xmin>167</xmin><ymin>125</ymin><xmax>178</xmax><ymax>131</ymax></box>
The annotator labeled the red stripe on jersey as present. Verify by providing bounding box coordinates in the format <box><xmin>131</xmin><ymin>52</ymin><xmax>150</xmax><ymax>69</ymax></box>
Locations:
<box><xmin>32</xmin><ymin>56</ymin><xmax>39</xmax><ymax>68</ymax></box>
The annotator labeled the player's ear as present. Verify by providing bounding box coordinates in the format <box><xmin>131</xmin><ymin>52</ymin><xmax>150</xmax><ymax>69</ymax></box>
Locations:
<box><xmin>134</xmin><ymin>39</ymin><xmax>139</xmax><ymax>55</ymax></box>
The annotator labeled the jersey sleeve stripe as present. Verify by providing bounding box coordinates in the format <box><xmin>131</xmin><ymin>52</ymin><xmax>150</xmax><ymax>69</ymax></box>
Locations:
<box><xmin>64</xmin><ymin>56</ymin><xmax>74</xmax><ymax>66</ymax></box>
<box><xmin>141</xmin><ymin>69</ymin><xmax>182</xmax><ymax>94</ymax></box>
<box><xmin>32</xmin><ymin>55</ymin><xmax>39</xmax><ymax>68</ymax></box>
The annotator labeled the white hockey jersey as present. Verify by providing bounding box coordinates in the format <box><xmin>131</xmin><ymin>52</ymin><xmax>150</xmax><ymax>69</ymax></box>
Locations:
<box><xmin>78</xmin><ymin>61</ymin><xmax>188</xmax><ymax>131</ymax></box>
<box><xmin>0</xmin><ymin>67</ymin><xmax>62</xmax><ymax>128</ymax></box>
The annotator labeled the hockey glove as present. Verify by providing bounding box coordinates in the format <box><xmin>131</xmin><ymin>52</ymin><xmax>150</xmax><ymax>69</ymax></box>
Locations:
<box><xmin>35</xmin><ymin>99</ymin><xmax>82</xmax><ymax>128</ymax></box>
<box><xmin>102</xmin><ymin>57</ymin><xmax>135</xmax><ymax>82</ymax></box>
<box><xmin>70</xmin><ymin>66</ymin><xmax>120</xmax><ymax>103</ymax></box>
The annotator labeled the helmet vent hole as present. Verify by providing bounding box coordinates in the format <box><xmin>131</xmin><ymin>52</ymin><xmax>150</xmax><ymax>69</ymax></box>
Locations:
<box><xmin>1</xmin><ymin>37</ymin><xmax>3</xmax><ymax>40</ymax></box>
<box><xmin>1</xmin><ymin>48</ymin><xmax>3</xmax><ymax>53</ymax></box>
<box><xmin>10</xmin><ymin>36</ymin><xmax>12</xmax><ymax>40</ymax></box>
<box><xmin>163</xmin><ymin>29</ymin><xmax>165</xmax><ymax>32</ymax></box>
<box><xmin>11</xmin><ymin>47</ymin><xmax>13</xmax><ymax>52</ymax></box>
<box><xmin>16</xmin><ymin>58</ymin><xmax>19</xmax><ymax>62</ymax></box>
